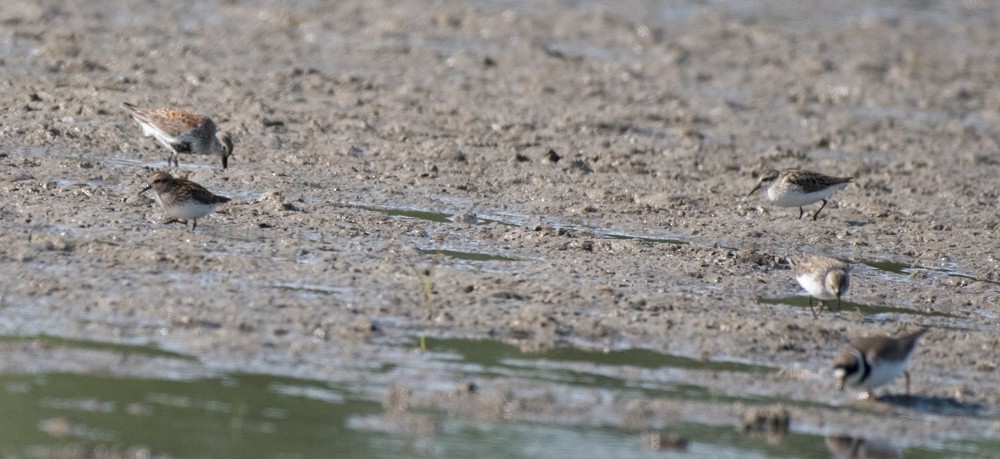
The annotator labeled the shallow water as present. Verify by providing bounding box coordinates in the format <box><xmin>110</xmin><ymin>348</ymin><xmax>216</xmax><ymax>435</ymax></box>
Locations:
<box><xmin>418</xmin><ymin>248</ymin><xmax>521</xmax><ymax>262</ymax></box>
<box><xmin>419</xmin><ymin>337</ymin><xmax>775</xmax><ymax>374</ymax></box>
<box><xmin>1</xmin><ymin>336</ymin><xmax>992</xmax><ymax>458</ymax></box>
<box><xmin>0</xmin><ymin>372</ymin><xmax>381</xmax><ymax>458</ymax></box>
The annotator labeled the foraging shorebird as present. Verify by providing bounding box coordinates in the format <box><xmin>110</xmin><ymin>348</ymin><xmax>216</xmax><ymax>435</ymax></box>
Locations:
<box><xmin>123</xmin><ymin>102</ymin><xmax>234</xmax><ymax>169</ymax></box>
<box><xmin>748</xmin><ymin>168</ymin><xmax>853</xmax><ymax>220</ymax></box>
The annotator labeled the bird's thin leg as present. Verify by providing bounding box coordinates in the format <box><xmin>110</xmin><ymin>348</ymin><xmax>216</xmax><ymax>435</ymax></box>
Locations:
<box><xmin>835</xmin><ymin>297</ymin><xmax>842</xmax><ymax>312</ymax></box>
<box><xmin>904</xmin><ymin>370</ymin><xmax>911</xmax><ymax>396</ymax></box>
<box><xmin>798</xmin><ymin>207</ymin><xmax>805</xmax><ymax>219</ymax></box>
<box><xmin>191</xmin><ymin>219</ymin><xmax>198</xmax><ymax>230</ymax></box>
<box><xmin>812</xmin><ymin>199</ymin><xmax>828</xmax><ymax>220</ymax></box>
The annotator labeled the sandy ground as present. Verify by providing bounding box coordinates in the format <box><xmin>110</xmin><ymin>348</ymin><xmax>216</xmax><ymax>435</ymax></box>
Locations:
<box><xmin>1</xmin><ymin>0</ymin><xmax>999</xmax><ymax>453</ymax></box>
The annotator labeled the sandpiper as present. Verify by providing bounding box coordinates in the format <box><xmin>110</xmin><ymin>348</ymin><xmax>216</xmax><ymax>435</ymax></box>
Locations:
<box><xmin>140</xmin><ymin>171</ymin><xmax>231</xmax><ymax>230</ymax></box>
<box><xmin>122</xmin><ymin>102</ymin><xmax>234</xmax><ymax>169</ymax></box>
<box><xmin>747</xmin><ymin>168</ymin><xmax>852</xmax><ymax>220</ymax></box>
<box><xmin>787</xmin><ymin>255</ymin><xmax>849</xmax><ymax>317</ymax></box>
<box><xmin>832</xmin><ymin>328</ymin><xmax>926</xmax><ymax>399</ymax></box>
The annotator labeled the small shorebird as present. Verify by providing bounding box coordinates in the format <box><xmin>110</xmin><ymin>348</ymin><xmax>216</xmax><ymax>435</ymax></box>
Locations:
<box><xmin>140</xmin><ymin>171</ymin><xmax>231</xmax><ymax>230</ymax></box>
<box><xmin>122</xmin><ymin>102</ymin><xmax>234</xmax><ymax>169</ymax></box>
<box><xmin>787</xmin><ymin>255</ymin><xmax>849</xmax><ymax>317</ymax></box>
<box><xmin>747</xmin><ymin>168</ymin><xmax>852</xmax><ymax>220</ymax></box>
<box><xmin>832</xmin><ymin>329</ymin><xmax>927</xmax><ymax>399</ymax></box>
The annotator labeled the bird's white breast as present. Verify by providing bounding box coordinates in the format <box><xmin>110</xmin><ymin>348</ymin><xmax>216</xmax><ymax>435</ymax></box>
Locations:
<box><xmin>766</xmin><ymin>182</ymin><xmax>848</xmax><ymax>207</ymax></box>
<box><xmin>796</xmin><ymin>274</ymin><xmax>836</xmax><ymax>300</ymax></box>
<box><xmin>164</xmin><ymin>201</ymin><xmax>218</xmax><ymax>220</ymax></box>
<box><xmin>857</xmin><ymin>357</ymin><xmax>909</xmax><ymax>389</ymax></box>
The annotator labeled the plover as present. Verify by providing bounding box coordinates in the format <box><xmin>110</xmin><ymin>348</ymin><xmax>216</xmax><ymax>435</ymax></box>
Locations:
<box><xmin>832</xmin><ymin>328</ymin><xmax>927</xmax><ymax>399</ymax></box>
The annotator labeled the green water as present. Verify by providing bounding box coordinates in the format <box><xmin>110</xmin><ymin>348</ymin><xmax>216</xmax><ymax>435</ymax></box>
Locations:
<box><xmin>415</xmin><ymin>337</ymin><xmax>786</xmax><ymax>405</ymax></box>
<box><xmin>418</xmin><ymin>248</ymin><xmax>520</xmax><ymax>262</ymax></box>
<box><xmin>860</xmin><ymin>259</ymin><xmax>996</xmax><ymax>286</ymax></box>
<box><xmin>0</xmin><ymin>372</ymin><xmax>385</xmax><ymax>458</ymax></box>
<box><xmin>0</xmin><ymin>335</ymin><xmax>990</xmax><ymax>458</ymax></box>
<box><xmin>354</xmin><ymin>205</ymin><xmax>455</xmax><ymax>224</ymax></box>
<box><xmin>422</xmin><ymin>337</ymin><xmax>773</xmax><ymax>373</ymax></box>
<box><xmin>604</xmin><ymin>233</ymin><xmax>688</xmax><ymax>245</ymax></box>
<box><xmin>860</xmin><ymin>259</ymin><xmax>913</xmax><ymax>275</ymax></box>
<box><xmin>1</xmin><ymin>371</ymin><xmax>974</xmax><ymax>459</ymax></box>
<box><xmin>0</xmin><ymin>335</ymin><xmax>195</xmax><ymax>361</ymax></box>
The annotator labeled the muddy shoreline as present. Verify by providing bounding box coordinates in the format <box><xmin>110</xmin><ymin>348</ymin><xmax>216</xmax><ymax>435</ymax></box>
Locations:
<box><xmin>1</xmin><ymin>0</ymin><xmax>999</xmax><ymax>456</ymax></box>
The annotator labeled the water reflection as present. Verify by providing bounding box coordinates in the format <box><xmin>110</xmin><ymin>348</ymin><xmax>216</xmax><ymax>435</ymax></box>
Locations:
<box><xmin>825</xmin><ymin>436</ymin><xmax>903</xmax><ymax>459</ymax></box>
<box><xmin>0</xmin><ymin>372</ymin><xmax>383</xmax><ymax>458</ymax></box>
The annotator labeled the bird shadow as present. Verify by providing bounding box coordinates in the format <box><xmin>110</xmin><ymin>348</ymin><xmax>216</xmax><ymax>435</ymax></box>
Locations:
<box><xmin>875</xmin><ymin>393</ymin><xmax>988</xmax><ymax>417</ymax></box>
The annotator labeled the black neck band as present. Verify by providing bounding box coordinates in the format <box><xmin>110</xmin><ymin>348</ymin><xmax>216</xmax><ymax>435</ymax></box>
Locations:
<box><xmin>857</xmin><ymin>351</ymin><xmax>871</xmax><ymax>383</ymax></box>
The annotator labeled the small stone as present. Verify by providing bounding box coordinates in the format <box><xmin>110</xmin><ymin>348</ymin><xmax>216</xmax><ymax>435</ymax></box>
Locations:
<box><xmin>741</xmin><ymin>406</ymin><xmax>790</xmax><ymax>442</ymax></box>
<box><xmin>642</xmin><ymin>432</ymin><xmax>688</xmax><ymax>452</ymax></box>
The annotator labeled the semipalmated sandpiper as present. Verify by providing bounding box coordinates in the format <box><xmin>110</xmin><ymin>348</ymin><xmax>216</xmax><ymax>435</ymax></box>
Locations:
<box><xmin>140</xmin><ymin>171</ymin><xmax>231</xmax><ymax>230</ymax></box>
<box><xmin>787</xmin><ymin>255</ymin><xmax>849</xmax><ymax>317</ymax></box>
<box><xmin>123</xmin><ymin>102</ymin><xmax>234</xmax><ymax>169</ymax></box>
<box><xmin>747</xmin><ymin>168</ymin><xmax>852</xmax><ymax>220</ymax></box>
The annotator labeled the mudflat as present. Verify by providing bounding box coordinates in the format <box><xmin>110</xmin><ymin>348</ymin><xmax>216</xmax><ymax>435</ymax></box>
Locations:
<box><xmin>1</xmin><ymin>0</ymin><xmax>998</xmax><ymax>455</ymax></box>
